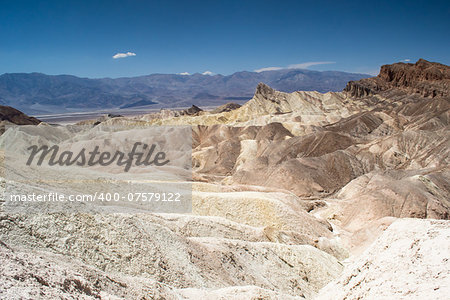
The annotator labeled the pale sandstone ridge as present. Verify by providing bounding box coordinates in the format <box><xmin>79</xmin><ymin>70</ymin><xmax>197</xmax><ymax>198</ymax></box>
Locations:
<box><xmin>0</xmin><ymin>212</ymin><xmax>342</xmax><ymax>299</ymax></box>
<box><xmin>316</xmin><ymin>219</ymin><xmax>450</xmax><ymax>300</ymax></box>
<box><xmin>130</xmin><ymin>82</ymin><xmax>356</xmax><ymax>131</ymax></box>
<box><xmin>234</xmin><ymin>82</ymin><xmax>353</xmax><ymax>124</ymax></box>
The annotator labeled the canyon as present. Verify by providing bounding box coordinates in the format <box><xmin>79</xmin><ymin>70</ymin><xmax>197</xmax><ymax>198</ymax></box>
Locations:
<box><xmin>0</xmin><ymin>59</ymin><xmax>449</xmax><ymax>299</ymax></box>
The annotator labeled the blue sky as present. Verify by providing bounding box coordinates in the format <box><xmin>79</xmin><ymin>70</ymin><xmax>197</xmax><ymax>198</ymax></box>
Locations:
<box><xmin>0</xmin><ymin>0</ymin><xmax>449</xmax><ymax>78</ymax></box>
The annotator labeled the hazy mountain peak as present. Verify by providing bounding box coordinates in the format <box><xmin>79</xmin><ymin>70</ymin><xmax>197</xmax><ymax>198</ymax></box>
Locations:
<box><xmin>0</xmin><ymin>69</ymin><xmax>369</xmax><ymax>114</ymax></box>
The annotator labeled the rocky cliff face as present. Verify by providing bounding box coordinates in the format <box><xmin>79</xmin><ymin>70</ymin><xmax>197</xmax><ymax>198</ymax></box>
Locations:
<box><xmin>0</xmin><ymin>105</ymin><xmax>41</xmax><ymax>134</ymax></box>
<box><xmin>345</xmin><ymin>59</ymin><xmax>450</xmax><ymax>98</ymax></box>
<box><xmin>317</xmin><ymin>219</ymin><xmax>450</xmax><ymax>300</ymax></box>
<box><xmin>0</xmin><ymin>105</ymin><xmax>41</xmax><ymax>125</ymax></box>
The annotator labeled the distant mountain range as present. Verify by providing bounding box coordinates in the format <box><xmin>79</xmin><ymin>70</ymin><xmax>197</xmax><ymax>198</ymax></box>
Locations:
<box><xmin>0</xmin><ymin>69</ymin><xmax>369</xmax><ymax>114</ymax></box>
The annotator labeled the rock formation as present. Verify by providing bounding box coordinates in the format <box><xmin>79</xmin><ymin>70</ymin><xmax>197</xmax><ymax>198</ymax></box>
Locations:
<box><xmin>316</xmin><ymin>219</ymin><xmax>450</xmax><ymax>299</ymax></box>
<box><xmin>211</xmin><ymin>102</ymin><xmax>241</xmax><ymax>113</ymax></box>
<box><xmin>0</xmin><ymin>105</ymin><xmax>41</xmax><ymax>125</ymax></box>
<box><xmin>180</xmin><ymin>105</ymin><xmax>203</xmax><ymax>116</ymax></box>
<box><xmin>345</xmin><ymin>59</ymin><xmax>450</xmax><ymax>98</ymax></box>
<box><xmin>0</xmin><ymin>105</ymin><xmax>41</xmax><ymax>134</ymax></box>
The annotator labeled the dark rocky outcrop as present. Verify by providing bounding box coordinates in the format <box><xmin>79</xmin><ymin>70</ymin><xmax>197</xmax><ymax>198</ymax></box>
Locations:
<box><xmin>180</xmin><ymin>105</ymin><xmax>203</xmax><ymax>116</ymax></box>
<box><xmin>0</xmin><ymin>105</ymin><xmax>41</xmax><ymax>125</ymax></box>
<box><xmin>343</xmin><ymin>80</ymin><xmax>378</xmax><ymax>98</ymax></box>
<box><xmin>211</xmin><ymin>103</ymin><xmax>241</xmax><ymax>114</ymax></box>
<box><xmin>345</xmin><ymin>59</ymin><xmax>450</xmax><ymax>99</ymax></box>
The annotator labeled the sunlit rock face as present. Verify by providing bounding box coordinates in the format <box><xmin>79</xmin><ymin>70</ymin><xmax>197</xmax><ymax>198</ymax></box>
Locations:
<box><xmin>345</xmin><ymin>59</ymin><xmax>450</xmax><ymax>98</ymax></box>
<box><xmin>316</xmin><ymin>219</ymin><xmax>450</xmax><ymax>300</ymax></box>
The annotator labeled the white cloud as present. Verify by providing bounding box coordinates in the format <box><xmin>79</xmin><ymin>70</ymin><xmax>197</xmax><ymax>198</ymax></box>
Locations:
<box><xmin>178</xmin><ymin>72</ymin><xmax>190</xmax><ymax>75</ymax></box>
<box><xmin>403</xmin><ymin>59</ymin><xmax>411</xmax><ymax>62</ymax></box>
<box><xmin>254</xmin><ymin>66</ymin><xmax>283</xmax><ymax>72</ymax></box>
<box><xmin>112</xmin><ymin>52</ymin><xmax>136</xmax><ymax>59</ymax></box>
<box><xmin>202</xmin><ymin>71</ymin><xmax>213</xmax><ymax>75</ymax></box>
<box><xmin>288</xmin><ymin>61</ymin><xmax>335</xmax><ymax>69</ymax></box>
<box><xmin>254</xmin><ymin>61</ymin><xmax>335</xmax><ymax>72</ymax></box>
